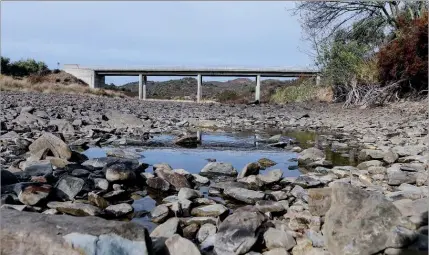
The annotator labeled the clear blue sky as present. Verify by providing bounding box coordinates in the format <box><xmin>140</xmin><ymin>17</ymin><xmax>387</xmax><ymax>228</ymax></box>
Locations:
<box><xmin>1</xmin><ymin>1</ymin><xmax>313</xmax><ymax>85</ymax></box>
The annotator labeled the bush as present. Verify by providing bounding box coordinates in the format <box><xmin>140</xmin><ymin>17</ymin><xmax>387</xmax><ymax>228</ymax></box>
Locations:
<box><xmin>377</xmin><ymin>11</ymin><xmax>428</xmax><ymax>95</ymax></box>
<box><xmin>1</xmin><ymin>57</ymin><xmax>49</xmax><ymax>77</ymax></box>
<box><xmin>217</xmin><ymin>90</ymin><xmax>240</xmax><ymax>103</ymax></box>
<box><xmin>270</xmin><ymin>79</ymin><xmax>333</xmax><ymax>104</ymax></box>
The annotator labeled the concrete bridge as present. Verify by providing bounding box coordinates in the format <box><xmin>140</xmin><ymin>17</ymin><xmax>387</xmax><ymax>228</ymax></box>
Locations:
<box><xmin>63</xmin><ymin>64</ymin><xmax>320</xmax><ymax>102</ymax></box>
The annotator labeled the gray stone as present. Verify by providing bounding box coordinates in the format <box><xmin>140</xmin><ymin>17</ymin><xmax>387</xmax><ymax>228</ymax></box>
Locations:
<box><xmin>387</xmin><ymin>164</ymin><xmax>417</xmax><ymax>185</ymax></box>
<box><xmin>305</xmin><ymin>229</ymin><xmax>325</xmax><ymax>248</ymax></box>
<box><xmin>258</xmin><ymin>158</ymin><xmax>277</xmax><ymax>169</ymax></box>
<box><xmin>270</xmin><ymin>191</ymin><xmax>289</xmax><ymax>201</ymax></box>
<box><xmin>105</xmin><ymin>163</ymin><xmax>136</xmax><ymax>182</ymax></box>
<box><xmin>47</xmin><ymin>201</ymin><xmax>102</xmax><ymax>216</ymax></box>
<box><xmin>262</xmin><ymin>248</ymin><xmax>289</xmax><ymax>255</ymax></box>
<box><xmin>151</xmin><ymin>204</ymin><xmax>170</xmax><ymax>223</ymax></box>
<box><xmin>182</xmin><ymin>223</ymin><xmax>199</xmax><ymax>240</ymax></box>
<box><xmin>105</xmin><ymin>203</ymin><xmax>133</xmax><ymax>217</ymax></box>
<box><xmin>200</xmin><ymin>162</ymin><xmax>238</xmax><ymax>178</ymax></box>
<box><xmin>384</xmin><ymin>150</ymin><xmax>399</xmax><ymax>164</ymax></box>
<box><xmin>191</xmin><ymin>204</ymin><xmax>228</xmax><ymax>217</ymax></box>
<box><xmin>174</xmin><ymin>135</ymin><xmax>199</xmax><ymax>147</ymax></box>
<box><xmin>323</xmin><ymin>183</ymin><xmax>402</xmax><ymax>255</ymax></box>
<box><xmin>181</xmin><ymin>217</ymin><xmax>218</xmax><ymax>226</ymax></box>
<box><xmin>224</xmin><ymin>187</ymin><xmax>265</xmax><ymax>204</ymax></box>
<box><xmin>263</xmin><ymin>227</ymin><xmax>296</xmax><ymax>250</ymax></box>
<box><xmin>215</xmin><ymin>206</ymin><xmax>266</xmax><ymax>255</ymax></box>
<box><xmin>358</xmin><ymin>149</ymin><xmax>385</xmax><ymax>161</ymax></box>
<box><xmin>150</xmin><ymin>217</ymin><xmax>180</xmax><ymax>238</ymax></box>
<box><xmin>147</xmin><ymin>177</ymin><xmax>170</xmax><ymax>191</ymax></box>
<box><xmin>255</xmin><ymin>200</ymin><xmax>285</xmax><ymax>213</ymax></box>
<box><xmin>94</xmin><ymin>178</ymin><xmax>109</xmax><ymax>190</ymax></box>
<box><xmin>29</xmin><ymin>132</ymin><xmax>72</xmax><ymax>160</ymax></box>
<box><xmin>197</xmin><ymin>223</ymin><xmax>217</xmax><ymax>243</ymax></box>
<box><xmin>258</xmin><ymin>169</ymin><xmax>283</xmax><ymax>184</ymax></box>
<box><xmin>178</xmin><ymin>187</ymin><xmax>202</xmax><ymax>200</ymax></box>
<box><xmin>293</xmin><ymin>175</ymin><xmax>321</xmax><ymax>188</ymax></box>
<box><xmin>88</xmin><ymin>192</ymin><xmax>110</xmax><ymax>209</ymax></box>
<box><xmin>155</xmin><ymin>168</ymin><xmax>192</xmax><ymax>191</ymax></box>
<box><xmin>308</xmin><ymin>188</ymin><xmax>332</xmax><ymax>216</ymax></box>
<box><xmin>56</xmin><ymin>176</ymin><xmax>84</xmax><ymax>200</ymax></box>
<box><xmin>238</xmin><ymin>162</ymin><xmax>261</xmax><ymax>179</ymax></box>
<box><xmin>191</xmin><ymin>174</ymin><xmax>210</xmax><ymax>185</ymax></box>
<box><xmin>23</xmin><ymin>161</ymin><xmax>53</xmax><ymax>176</ymax></box>
<box><xmin>165</xmin><ymin>234</ymin><xmax>201</xmax><ymax>255</ymax></box>
<box><xmin>0</xmin><ymin>208</ymin><xmax>151</xmax><ymax>255</ymax></box>
<box><xmin>298</xmin><ymin>148</ymin><xmax>325</xmax><ymax>165</ymax></box>
<box><xmin>291</xmin><ymin>185</ymin><xmax>309</xmax><ymax>202</ymax></box>
<box><xmin>357</xmin><ymin>160</ymin><xmax>383</xmax><ymax>170</ymax></box>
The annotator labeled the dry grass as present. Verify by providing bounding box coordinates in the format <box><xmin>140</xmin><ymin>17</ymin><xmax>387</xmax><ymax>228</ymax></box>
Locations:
<box><xmin>0</xmin><ymin>75</ymin><xmax>127</xmax><ymax>98</ymax></box>
<box><xmin>270</xmin><ymin>79</ymin><xmax>333</xmax><ymax>104</ymax></box>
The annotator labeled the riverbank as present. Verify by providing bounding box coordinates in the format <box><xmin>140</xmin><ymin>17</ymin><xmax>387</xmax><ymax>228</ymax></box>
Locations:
<box><xmin>1</xmin><ymin>91</ymin><xmax>428</xmax><ymax>255</ymax></box>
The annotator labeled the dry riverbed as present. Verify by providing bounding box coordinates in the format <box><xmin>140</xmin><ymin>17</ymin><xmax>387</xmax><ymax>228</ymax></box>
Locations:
<box><xmin>0</xmin><ymin>91</ymin><xmax>428</xmax><ymax>255</ymax></box>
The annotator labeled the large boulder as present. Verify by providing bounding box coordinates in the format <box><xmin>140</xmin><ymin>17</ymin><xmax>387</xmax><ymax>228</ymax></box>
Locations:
<box><xmin>155</xmin><ymin>169</ymin><xmax>192</xmax><ymax>191</ymax></box>
<box><xmin>28</xmin><ymin>133</ymin><xmax>72</xmax><ymax>160</ymax></box>
<box><xmin>215</xmin><ymin>206</ymin><xmax>266</xmax><ymax>254</ymax></box>
<box><xmin>323</xmin><ymin>183</ymin><xmax>402</xmax><ymax>255</ymax></box>
<box><xmin>0</xmin><ymin>208</ymin><xmax>152</xmax><ymax>255</ymax></box>
<box><xmin>55</xmin><ymin>176</ymin><xmax>85</xmax><ymax>200</ymax></box>
<box><xmin>200</xmin><ymin>162</ymin><xmax>238</xmax><ymax>180</ymax></box>
<box><xmin>238</xmin><ymin>163</ymin><xmax>260</xmax><ymax>179</ymax></box>
<box><xmin>165</xmin><ymin>234</ymin><xmax>201</xmax><ymax>255</ymax></box>
<box><xmin>298</xmin><ymin>148</ymin><xmax>325</xmax><ymax>165</ymax></box>
<box><xmin>224</xmin><ymin>187</ymin><xmax>265</xmax><ymax>204</ymax></box>
<box><xmin>104</xmin><ymin>163</ymin><xmax>136</xmax><ymax>182</ymax></box>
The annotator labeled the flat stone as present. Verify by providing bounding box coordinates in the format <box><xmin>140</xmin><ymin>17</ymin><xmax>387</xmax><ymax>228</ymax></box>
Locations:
<box><xmin>150</xmin><ymin>217</ymin><xmax>180</xmax><ymax>238</ymax></box>
<box><xmin>191</xmin><ymin>204</ymin><xmax>228</xmax><ymax>217</ymax></box>
<box><xmin>263</xmin><ymin>227</ymin><xmax>296</xmax><ymax>250</ymax></box>
<box><xmin>151</xmin><ymin>204</ymin><xmax>170</xmax><ymax>223</ymax></box>
<box><xmin>47</xmin><ymin>201</ymin><xmax>102</xmax><ymax>216</ymax></box>
<box><xmin>29</xmin><ymin>132</ymin><xmax>72</xmax><ymax>160</ymax></box>
<box><xmin>105</xmin><ymin>203</ymin><xmax>133</xmax><ymax>217</ymax></box>
<box><xmin>147</xmin><ymin>177</ymin><xmax>170</xmax><ymax>191</ymax></box>
<box><xmin>56</xmin><ymin>176</ymin><xmax>84</xmax><ymax>200</ymax></box>
<box><xmin>178</xmin><ymin>188</ymin><xmax>202</xmax><ymax>200</ymax></box>
<box><xmin>258</xmin><ymin>169</ymin><xmax>283</xmax><ymax>184</ymax></box>
<box><xmin>224</xmin><ymin>187</ymin><xmax>265</xmax><ymax>204</ymax></box>
<box><xmin>200</xmin><ymin>162</ymin><xmax>237</xmax><ymax>178</ymax></box>
<box><xmin>255</xmin><ymin>200</ymin><xmax>285</xmax><ymax>214</ymax></box>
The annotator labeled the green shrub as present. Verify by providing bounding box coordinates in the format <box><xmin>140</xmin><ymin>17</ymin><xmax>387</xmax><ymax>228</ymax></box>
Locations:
<box><xmin>1</xmin><ymin>57</ymin><xmax>49</xmax><ymax>77</ymax></box>
<box><xmin>270</xmin><ymin>79</ymin><xmax>333</xmax><ymax>104</ymax></box>
<box><xmin>217</xmin><ymin>90</ymin><xmax>240</xmax><ymax>103</ymax></box>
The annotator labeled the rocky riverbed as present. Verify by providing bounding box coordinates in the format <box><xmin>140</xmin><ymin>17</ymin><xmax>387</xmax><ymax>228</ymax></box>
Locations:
<box><xmin>0</xmin><ymin>91</ymin><xmax>428</xmax><ymax>255</ymax></box>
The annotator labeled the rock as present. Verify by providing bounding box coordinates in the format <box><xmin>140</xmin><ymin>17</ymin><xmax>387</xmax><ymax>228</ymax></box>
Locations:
<box><xmin>150</xmin><ymin>217</ymin><xmax>180</xmax><ymax>238</ymax></box>
<box><xmin>270</xmin><ymin>191</ymin><xmax>289</xmax><ymax>201</ymax></box>
<box><xmin>291</xmin><ymin>185</ymin><xmax>309</xmax><ymax>202</ymax></box>
<box><xmin>387</xmin><ymin>164</ymin><xmax>417</xmax><ymax>185</ymax></box>
<box><xmin>147</xmin><ymin>177</ymin><xmax>170</xmax><ymax>191</ymax></box>
<box><xmin>197</xmin><ymin>223</ymin><xmax>217</xmax><ymax>243</ymax></box>
<box><xmin>287</xmin><ymin>210</ymin><xmax>320</xmax><ymax>232</ymax></box>
<box><xmin>224</xmin><ymin>187</ymin><xmax>265</xmax><ymax>204</ymax></box>
<box><xmin>258</xmin><ymin>158</ymin><xmax>277</xmax><ymax>169</ymax></box>
<box><xmin>200</xmin><ymin>162</ymin><xmax>237</xmax><ymax>178</ymax></box>
<box><xmin>258</xmin><ymin>169</ymin><xmax>283</xmax><ymax>184</ymax></box>
<box><xmin>262</xmin><ymin>248</ymin><xmax>289</xmax><ymax>255</ymax></box>
<box><xmin>181</xmin><ymin>217</ymin><xmax>218</xmax><ymax>226</ymax></box>
<box><xmin>263</xmin><ymin>227</ymin><xmax>296</xmax><ymax>250</ymax></box>
<box><xmin>400</xmin><ymin>163</ymin><xmax>426</xmax><ymax>172</ymax></box>
<box><xmin>305</xmin><ymin>229</ymin><xmax>325</xmax><ymax>248</ymax></box>
<box><xmin>293</xmin><ymin>175</ymin><xmax>321</xmax><ymax>188</ymax></box>
<box><xmin>291</xmin><ymin>238</ymin><xmax>313</xmax><ymax>255</ymax></box>
<box><xmin>106</xmin><ymin>148</ymin><xmax>141</xmax><ymax>159</ymax></box>
<box><xmin>175</xmin><ymin>135</ymin><xmax>199</xmax><ymax>147</ymax></box>
<box><xmin>156</xmin><ymin>168</ymin><xmax>192</xmax><ymax>191</ymax></box>
<box><xmin>105</xmin><ymin>163</ymin><xmax>136</xmax><ymax>182</ymax></box>
<box><xmin>393</xmin><ymin>198</ymin><xmax>428</xmax><ymax>218</ymax></box>
<box><xmin>104</xmin><ymin>110</ymin><xmax>149</xmax><ymax>129</ymax></box>
<box><xmin>393</xmin><ymin>145</ymin><xmax>426</xmax><ymax>157</ymax></box>
<box><xmin>292</xmin><ymin>147</ymin><xmax>302</xmax><ymax>153</ymax></box>
<box><xmin>215</xmin><ymin>206</ymin><xmax>266</xmax><ymax>254</ymax></box>
<box><xmin>384</xmin><ymin>150</ymin><xmax>399</xmax><ymax>164</ymax></box>
<box><xmin>47</xmin><ymin>201</ymin><xmax>102</xmax><ymax>216</ymax></box>
<box><xmin>308</xmin><ymin>188</ymin><xmax>332</xmax><ymax>216</ymax></box>
<box><xmin>191</xmin><ymin>204</ymin><xmax>228</xmax><ymax>217</ymax></box>
<box><xmin>298</xmin><ymin>148</ymin><xmax>325</xmax><ymax>165</ymax></box>
<box><xmin>23</xmin><ymin>161</ymin><xmax>53</xmax><ymax>177</ymax></box>
<box><xmin>238</xmin><ymin>163</ymin><xmax>261</xmax><ymax>179</ymax></box>
<box><xmin>357</xmin><ymin>160</ymin><xmax>383</xmax><ymax>170</ymax></box>
<box><xmin>165</xmin><ymin>234</ymin><xmax>201</xmax><ymax>255</ymax></box>
<box><xmin>105</xmin><ymin>203</ymin><xmax>133</xmax><ymax>217</ymax></box>
<box><xmin>28</xmin><ymin>132</ymin><xmax>72</xmax><ymax>160</ymax></box>
<box><xmin>358</xmin><ymin>149</ymin><xmax>385</xmax><ymax>161</ymax></box>
<box><xmin>192</xmin><ymin>174</ymin><xmax>210</xmax><ymax>185</ymax></box>
<box><xmin>18</xmin><ymin>184</ymin><xmax>51</xmax><ymax>206</ymax></box>
<box><xmin>173</xmin><ymin>169</ymin><xmax>191</xmax><ymax>176</ymax></box>
<box><xmin>0</xmin><ymin>208</ymin><xmax>152</xmax><ymax>255</ymax></box>
<box><xmin>323</xmin><ymin>183</ymin><xmax>402</xmax><ymax>255</ymax></box>
<box><xmin>238</xmin><ymin>175</ymin><xmax>264</xmax><ymax>189</ymax></box>
<box><xmin>56</xmin><ymin>176</ymin><xmax>84</xmax><ymax>200</ymax></box>
<box><xmin>71</xmin><ymin>169</ymin><xmax>90</xmax><ymax>177</ymax></box>
<box><xmin>255</xmin><ymin>200</ymin><xmax>285</xmax><ymax>214</ymax></box>
<box><xmin>181</xmin><ymin>224</ymin><xmax>198</xmax><ymax>240</ymax></box>
<box><xmin>1</xmin><ymin>170</ymin><xmax>18</xmax><ymax>186</ymax></box>
<box><xmin>178</xmin><ymin>188</ymin><xmax>202</xmax><ymax>200</ymax></box>
<box><xmin>94</xmin><ymin>178</ymin><xmax>109</xmax><ymax>190</ymax></box>
<box><xmin>151</xmin><ymin>204</ymin><xmax>170</xmax><ymax>223</ymax></box>
<box><xmin>88</xmin><ymin>192</ymin><xmax>110</xmax><ymax>209</ymax></box>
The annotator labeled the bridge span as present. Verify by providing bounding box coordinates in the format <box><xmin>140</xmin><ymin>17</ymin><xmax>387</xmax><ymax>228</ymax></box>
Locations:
<box><xmin>63</xmin><ymin>64</ymin><xmax>320</xmax><ymax>102</ymax></box>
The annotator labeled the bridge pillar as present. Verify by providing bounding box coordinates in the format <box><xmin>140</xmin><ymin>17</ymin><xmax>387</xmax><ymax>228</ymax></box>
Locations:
<box><xmin>255</xmin><ymin>75</ymin><xmax>261</xmax><ymax>102</ymax></box>
<box><xmin>139</xmin><ymin>75</ymin><xmax>147</xmax><ymax>100</ymax></box>
<box><xmin>197</xmin><ymin>74</ymin><xmax>202</xmax><ymax>103</ymax></box>
<box><xmin>316</xmin><ymin>75</ymin><xmax>321</xmax><ymax>86</ymax></box>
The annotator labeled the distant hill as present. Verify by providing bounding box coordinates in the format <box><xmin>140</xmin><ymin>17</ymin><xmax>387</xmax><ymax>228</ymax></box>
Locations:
<box><xmin>104</xmin><ymin>77</ymin><xmax>302</xmax><ymax>103</ymax></box>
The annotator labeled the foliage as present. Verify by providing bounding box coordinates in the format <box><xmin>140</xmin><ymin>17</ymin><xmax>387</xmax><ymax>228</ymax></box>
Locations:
<box><xmin>270</xmin><ymin>78</ymin><xmax>333</xmax><ymax>104</ymax></box>
<box><xmin>1</xmin><ymin>57</ymin><xmax>49</xmax><ymax>77</ymax></box>
<box><xmin>377</xmin><ymin>11</ymin><xmax>428</xmax><ymax>94</ymax></box>
<box><xmin>217</xmin><ymin>90</ymin><xmax>240</xmax><ymax>103</ymax></box>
